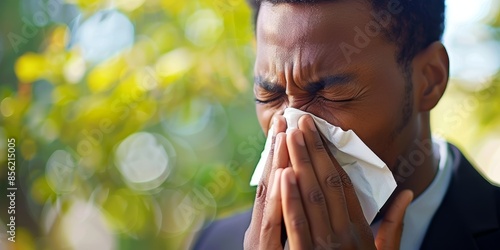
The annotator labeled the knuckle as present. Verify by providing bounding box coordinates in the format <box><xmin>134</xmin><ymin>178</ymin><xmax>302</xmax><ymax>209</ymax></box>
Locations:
<box><xmin>289</xmin><ymin>216</ymin><xmax>308</xmax><ymax>230</ymax></box>
<box><xmin>308</xmin><ymin>188</ymin><xmax>326</xmax><ymax>205</ymax></box>
<box><xmin>287</xmin><ymin>187</ymin><xmax>302</xmax><ymax>200</ymax></box>
<box><xmin>266</xmin><ymin>190</ymin><xmax>281</xmax><ymax>204</ymax></box>
<box><xmin>340</xmin><ymin>173</ymin><xmax>353</xmax><ymax>188</ymax></box>
<box><xmin>298</xmin><ymin>155</ymin><xmax>311</xmax><ymax>165</ymax></box>
<box><xmin>314</xmin><ymin>139</ymin><xmax>325</xmax><ymax>151</ymax></box>
<box><xmin>256</xmin><ymin>182</ymin><xmax>267</xmax><ymax>200</ymax></box>
<box><xmin>325</xmin><ymin>173</ymin><xmax>342</xmax><ymax>188</ymax></box>
<box><xmin>261</xmin><ymin>217</ymin><xmax>281</xmax><ymax>232</ymax></box>
<box><xmin>314</xmin><ymin>234</ymin><xmax>341</xmax><ymax>250</ymax></box>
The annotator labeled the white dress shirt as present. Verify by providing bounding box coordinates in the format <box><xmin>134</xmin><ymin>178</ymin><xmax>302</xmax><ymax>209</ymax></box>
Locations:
<box><xmin>371</xmin><ymin>137</ymin><xmax>454</xmax><ymax>250</ymax></box>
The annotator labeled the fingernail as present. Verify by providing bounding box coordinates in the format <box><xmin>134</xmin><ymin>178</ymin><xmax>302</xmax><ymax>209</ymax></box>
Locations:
<box><xmin>307</xmin><ymin>116</ymin><xmax>316</xmax><ymax>132</ymax></box>
<box><xmin>295</xmin><ymin>130</ymin><xmax>305</xmax><ymax>146</ymax></box>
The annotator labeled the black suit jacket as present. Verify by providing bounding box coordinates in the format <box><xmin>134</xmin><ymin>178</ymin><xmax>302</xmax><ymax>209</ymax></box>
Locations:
<box><xmin>193</xmin><ymin>144</ymin><xmax>500</xmax><ymax>249</ymax></box>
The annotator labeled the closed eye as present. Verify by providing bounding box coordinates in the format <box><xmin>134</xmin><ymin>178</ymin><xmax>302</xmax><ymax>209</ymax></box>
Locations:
<box><xmin>318</xmin><ymin>96</ymin><xmax>354</xmax><ymax>103</ymax></box>
<box><xmin>254</xmin><ymin>95</ymin><xmax>283</xmax><ymax>104</ymax></box>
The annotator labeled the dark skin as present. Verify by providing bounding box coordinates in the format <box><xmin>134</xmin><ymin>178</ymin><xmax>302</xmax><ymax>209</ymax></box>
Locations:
<box><xmin>245</xmin><ymin>1</ymin><xmax>449</xmax><ymax>249</ymax></box>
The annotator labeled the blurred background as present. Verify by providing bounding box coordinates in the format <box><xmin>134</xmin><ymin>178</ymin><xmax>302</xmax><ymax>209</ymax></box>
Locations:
<box><xmin>0</xmin><ymin>0</ymin><xmax>499</xmax><ymax>249</ymax></box>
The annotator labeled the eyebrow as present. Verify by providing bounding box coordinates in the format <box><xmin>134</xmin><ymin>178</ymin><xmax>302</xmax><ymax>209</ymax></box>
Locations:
<box><xmin>254</xmin><ymin>76</ymin><xmax>286</xmax><ymax>93</ymax></box>
<box><xmin>254</xmin><ymin>74</ymin><xmax>355</xmax><ymax>93</ymax></box>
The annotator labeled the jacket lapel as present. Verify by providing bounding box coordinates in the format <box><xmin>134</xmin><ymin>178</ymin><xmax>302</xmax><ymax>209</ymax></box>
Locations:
<box><xmin>420</xmin><ymin>144</ymin><xmax>499</xmax><ymax>249</ymax></box>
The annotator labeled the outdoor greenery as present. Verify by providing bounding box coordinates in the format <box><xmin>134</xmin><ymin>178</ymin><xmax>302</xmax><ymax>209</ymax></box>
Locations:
<box><xmin>0</xmin><ymin>0</ymin><xmax>499</xmax><ymax>249</ymax></box>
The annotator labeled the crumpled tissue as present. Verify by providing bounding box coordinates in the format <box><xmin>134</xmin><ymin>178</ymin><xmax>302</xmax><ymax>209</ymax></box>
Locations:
<box><xmin>250</xmin><ymin>108</ymin><xmax>397</xmax><ymax>224</ymax></box>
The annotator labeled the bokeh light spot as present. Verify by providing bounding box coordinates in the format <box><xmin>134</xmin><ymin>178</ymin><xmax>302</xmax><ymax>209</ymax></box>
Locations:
<box><xmin>87</xmin><ymin>57</ymin><xmax>126</xmax><ymax>93</ymax></box>
<box><xmin>0</xmin><ymin>97</ymin><xmax>15</xmax><ymax>117</ymax></box>
<box><xmin>46</xmin><ymin>150</ymin><xmax>77</xmax><ymax>193</ymax></box>
<box><xmin>185</xmin><ymin>9</ymin><xmax>224</xmax><ymax>47</ymax></box>
<box><xmin>31</xmin><ymin>176</ymin><xmax>54</xmax><ymax>205</ymax></box>
<box><xmin>40</xmin><ymin>119</ymin><xmax>59</xmax><ymax>142</ymax></box>
<box><xmin>446</xmin><ymin>0</ymin><xmax>495</xmax><ymax>24</ymax></box>
<box><xmin>159</xmin><ymin>188</ymin><xmax>215</xmax><ymax>236</ymax></box>
<box><xmin>21</xmin><ymin>139</ymin><xmax>37</xmax><ymax>160</ymax></box>
<box><xmin>116</xmin><ymin>0</ymin><xmax>145</xmax><ymax>12</ymax></box>
<box><xmin>74</xmin><ymin>10</ymin><xmax>134</xmax><ymax>63</ymax></box>
<box><xmin>61</xmin><ymin>200</ymin><xmax>116</xmax><ymax>250</ymax></box>
<box><xmin>115</xmin><ymin>132</ymin><xmax>175</xmax><ymax>191</ymax></box>
<box><xmin>476</xmin><ymin>137</ymin><xmax>500</xmax><ymax>184</ymax></box>
<box><xmin>14</xmin><ymin>52</ymin><xmax>46</xmax><ymax>82</ymax></box>
<box><xmin>162</xmin><ymin>100</ymin><xmax>229</xmax><ymax>150</ymax></box>
<box><xmin>63</xmin><ymin>54</ymin><xmax>86</xmax><ymax>83</ymax></box>
<box><xmin>50</xmin><ymin>25</ymin><xmax>70</xmax><ymax>49</ymax></box>
<box><xmin>155</xmin><ymin>48</ymin><xmax>194</xmax><ymax>79</ymax></box>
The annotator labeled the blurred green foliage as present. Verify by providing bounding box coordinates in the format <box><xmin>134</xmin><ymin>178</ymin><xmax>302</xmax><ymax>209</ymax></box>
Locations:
<box><xmin>0</xmin><ymin>0</ymin><xmax>499</xmax><ymax>249</ymax></box>
<box><xmin>0</xmin><ymin>0</ymin><xmax>263</xmax><ymax>249</ymax></box>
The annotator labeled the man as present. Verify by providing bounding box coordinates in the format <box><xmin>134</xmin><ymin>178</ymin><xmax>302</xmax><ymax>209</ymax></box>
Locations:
<box><xmin>194</xmin><ymin>0</ymin><xmax>500</xmax><ymax>249</ymax></box>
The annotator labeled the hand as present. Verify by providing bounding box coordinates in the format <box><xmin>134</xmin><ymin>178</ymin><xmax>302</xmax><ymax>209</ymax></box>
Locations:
<box><xmin>244</xmin><ymin>114</ymin><xmax>413</xmax><ymax>250</ymax></box>
<box><xmin>280</xmin><ymin>115</ymin><xmax>413</xmax><ymax>250</ymax></box>
<box><xmin>244</xmin><ymin>115</ymin><xmax>288</xmax><ymax>249</ymax></box>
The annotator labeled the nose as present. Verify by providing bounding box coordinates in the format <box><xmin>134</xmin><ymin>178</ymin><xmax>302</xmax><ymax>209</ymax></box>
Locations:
<box><xmin>286</xmin><ymin>95</ymin><xmax>314</xmax><ymax>111</ymax></box>
<box><xmin>284</xmin><ymin>80</ymin><xmax>315</xmax><ymax>110</ymax></box>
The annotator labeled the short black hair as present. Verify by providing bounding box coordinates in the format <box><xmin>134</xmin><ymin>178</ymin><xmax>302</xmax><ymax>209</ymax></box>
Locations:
<box><xmin>247</xmin><ymin>0</ymin><xmax>445</xmax><ymax>136</ymax></box>
<box><xmin>247</xmin><ymin>0</ymin><xmax>445</xmax><ymax>67</ymax></box>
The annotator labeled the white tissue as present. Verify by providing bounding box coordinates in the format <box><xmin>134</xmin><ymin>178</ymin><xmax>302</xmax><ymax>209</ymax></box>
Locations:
<box><xmin>250</xmin><ymin>108</ymin><xmax>397</xmax><ymax>224</ymax></box>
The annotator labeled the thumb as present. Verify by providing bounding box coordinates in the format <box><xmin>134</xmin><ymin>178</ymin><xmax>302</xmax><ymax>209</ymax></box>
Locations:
<box><xmin>375</xmin><ymin>190</ymin><xmax>414</xmax><ymax>250</ymax></box>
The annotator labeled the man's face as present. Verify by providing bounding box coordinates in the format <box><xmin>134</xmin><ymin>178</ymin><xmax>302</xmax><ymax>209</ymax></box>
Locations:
<box><xmin>254</xmin><ymin>1</ymin><xmax>419</xmax><ymax>169</ymax></box>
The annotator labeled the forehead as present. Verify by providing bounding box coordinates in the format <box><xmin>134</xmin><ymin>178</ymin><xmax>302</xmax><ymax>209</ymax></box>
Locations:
<box><xmin>257</xmin><ymin>1</ymin><xmax>370</xmax><ymax>46</ymax></box>
<box><xmin>255</xmin><ymin>1</ymin><xmax>386</xmax><ymax>79</ymax></box>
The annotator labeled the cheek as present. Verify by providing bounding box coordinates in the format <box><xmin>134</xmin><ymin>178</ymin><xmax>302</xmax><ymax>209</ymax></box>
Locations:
<box><xmin>256</xmin><ymin>105</ymin><xmax>277</xmax><ymax>135</ymax></box>
<box><xmin>347</xmin><ymin>74</ymin><xmax>409</xmax><ymax>165</ymax></box>
<box><xmin>320</xmin><ymin>84</ymin><xmax>404</xmax><ymax>146</ymax></box>
<box><xmin>256</xmin><ymin>101</ymin><xmax>290</xmax><ymax>136</ymax></box>
<box><xmin>355</xmin><ymin>97</ymin><xmax>402</xmax><ymax>158</ymax></box>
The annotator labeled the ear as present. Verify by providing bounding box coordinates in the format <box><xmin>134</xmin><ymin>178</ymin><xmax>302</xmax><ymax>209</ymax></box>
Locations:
<box><xmin>411</xmin><ymin>41</ymin><xmax>449</xmax><ymax>112</ymax></box>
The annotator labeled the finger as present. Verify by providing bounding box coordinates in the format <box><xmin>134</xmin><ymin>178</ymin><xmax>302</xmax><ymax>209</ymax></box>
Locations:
<box><xmin>262</xmin><ymin>116</ymin><xmax>287</xmax><ymax>187</ymax></box>
<box><xmin>259</xmin><ymin>130</ymin><xmax>288</xmax><ymax>246</ymax></box>
<box><xmin>246</xmin><ymin>116</ymin><xmax>287</xmax><ymax>247</ymax></box>
<box><xmin>281</xmin><ymin>167</ymin><xmax>313</xmax><ymax>249</ymax></box>
<box><xmin>330</xmin><ymin>156</ymin><xmax>373</xmax><ymax>241</ymax></box>
<box><xmin>267</xmin><ymin>132</ymin><xmax>289</xmax><ymax>197</ymax></box>
<box><xmin>298</xmin><ymin>115</ymin><xmax>351</xmax><ymax>232</ymax></box>
<box><xmin>286</xmin><ymin>128</ymin><xmax>333</xmax><ymax>242</ymax></box>
<box><xmin>335</xmin><ymin>163</ymin><xmax>366</xmax><ymax>225</ymax></box>
<box><xmin>245</xmin><ymin>178</ymin><xmax>268</xmax><ymax>249</ymax></box>
<box><xmin>268</xmin><ymin>132</ymin><xmax>289</xmax><ymax>248</ymax></box>
<box><xmin>341</xmin><ymin>173</ymin><xmax>374</xmax><ymax>242</ymax></box>
<box><xmin>375</xmin><ymin>190</ymin><xmax>414</xmax><ymax>250</ymax></box>
<box><xmin>260</xmin><ymin>168</ymin><xmax>284</xmax><ymax>249</ymax></box>
<box><xmin>313</xmin><ymin>129</ymin><xmax>368</xmax><ymax>227</ymax></box>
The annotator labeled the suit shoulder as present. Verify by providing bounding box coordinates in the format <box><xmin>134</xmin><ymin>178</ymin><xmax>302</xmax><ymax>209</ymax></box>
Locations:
<box><xmin>192</xmin><ymin>210</ymin><xmax>252</xmax><ymax>250</ymax></box>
